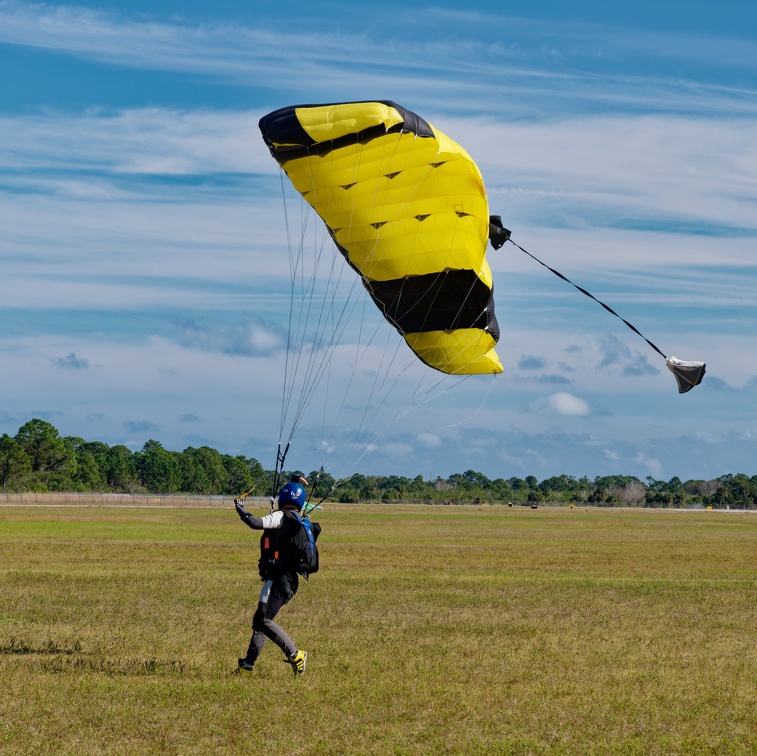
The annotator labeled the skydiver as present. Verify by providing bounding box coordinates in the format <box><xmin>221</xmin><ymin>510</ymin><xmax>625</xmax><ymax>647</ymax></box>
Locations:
<box><xmin>233</xmin><ymin>476</ymin><xmax>312</xmax><ymax>676</ymax></box>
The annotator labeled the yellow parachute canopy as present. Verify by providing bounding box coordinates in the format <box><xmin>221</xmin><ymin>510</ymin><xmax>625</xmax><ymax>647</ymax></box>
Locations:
<box><xmin>259</xmin><ymin>100</ymin><xmax>503</xmax><ymax>375</ymax></box>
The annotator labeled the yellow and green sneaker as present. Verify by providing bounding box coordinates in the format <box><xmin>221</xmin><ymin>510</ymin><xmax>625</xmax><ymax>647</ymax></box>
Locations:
<box><xmin>284</xmin><ymin>649</ymin><xmax>307</xmax><ymax>676</ymax></box>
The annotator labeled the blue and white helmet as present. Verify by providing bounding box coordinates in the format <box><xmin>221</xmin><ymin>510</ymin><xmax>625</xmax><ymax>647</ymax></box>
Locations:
<box><xmin>278</xmin><ymin>482</ymin><xmax>306</xmax><ymax>510</ymax></box>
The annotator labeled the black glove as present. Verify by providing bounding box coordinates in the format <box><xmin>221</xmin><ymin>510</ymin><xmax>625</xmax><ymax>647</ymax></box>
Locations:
<box><xmin>235</xmin><ymin>500</ymin><xmax>263</xmax><ymax>530</ymax></box>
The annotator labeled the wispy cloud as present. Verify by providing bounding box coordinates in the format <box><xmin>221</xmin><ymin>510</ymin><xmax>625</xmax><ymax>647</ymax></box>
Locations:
<box><xmin>518</xmin><ymin>355</ymin><xmax>546</xmax><ymax>370</ymax></box>
<box><xmin>1</xmin><ymin>2</ymin><xmax>756</xmax><ymax>117</ymax></box>
<box><xmin>171</xmin><ymin>318</ymin><xmax>284</xmax><ymax>356</ymax></box>
<box><xmin>123</xmin><ymin>420</ymin><xmax>160</xmax><ymax>434</ymax></box>
<box><xmin>0</xmin><ymin>109</ymin><xmax>265</xmax><ymax>175</ymax></box>
<box><xmin>597</xmin><ymin>335</ymin><xmax>660</xmax><ymax>377</ymax></box>
<box><xmin>51</xmin><ymin>352</ymin><xmax>90</xmax><ymax>369</ymax></box>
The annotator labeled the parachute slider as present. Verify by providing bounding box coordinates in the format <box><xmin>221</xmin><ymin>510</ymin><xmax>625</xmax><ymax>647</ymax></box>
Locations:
<box><xmin>666</xmin><ymin>357</ymin><xmax>706</xmax><ymax>394</ymax></box>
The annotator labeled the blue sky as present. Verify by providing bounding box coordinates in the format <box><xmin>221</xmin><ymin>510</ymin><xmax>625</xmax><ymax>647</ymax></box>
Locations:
<box><xmin>1</xmin><ymin>0</ymin><xmax>756</xmax><ymax>483</ymax></box>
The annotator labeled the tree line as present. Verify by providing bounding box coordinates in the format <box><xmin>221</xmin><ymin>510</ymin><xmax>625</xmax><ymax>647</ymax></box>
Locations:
<box><xmin>1</xmin><ymin>419</ymin><xmax>755</xmax><ymax>509</ymax></box>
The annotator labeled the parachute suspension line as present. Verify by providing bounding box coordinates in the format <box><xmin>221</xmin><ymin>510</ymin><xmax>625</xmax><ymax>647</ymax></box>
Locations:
<box><xmin>438</xmin><ymin>374</ymin><xmax>496</xmax><ymax>429</ymax></box>
<box><xmin>312</xmin><ymin>140</ymin><xmax>383</xmax><ymax>467</ymax></box>
<box><xmin>317</xmin><ymin>249</ymin><xmax>344</xmax><ymax>452</ymax></box>
<box><xmin>338</xmin><ymin>135</ymin><xmax>429</xmax><ymax>453</ymax></box>
<box><xmin>277</xmin><ymin>172</ymin><xmax>322</xmax><ymax>448</ymax></box>
<box><xmin>341</xmin><ymin>313</ymin><xmax>411</xmax><ymax>466</ymax></box>
<box><xmin>289</xmin><ymin>179</ymin><xmax>371</xmax><ymax>431</ymax></box>
<box><xmin>286</xmin><ymin>230</ymin><xmax>339</xmax><ymax>430</ymax></box>
<box><xmin>379</xmin><ymin>211</ymin><xmax>495</xmax><ymax>434</ymax></box>
<box><xmin>304</xmin><ymin>136</ymin><xmax>369</xmax><ymax>445</ymax></box>
<box><xmin>274</xmin><ymin>177</ymin><xmax>322</xmax><ymax>482</ymax></box>
<box><xmin>336</xmin><ymin>371</ymin><xmax>473</xmax><ymax>475</ymax></box>
<box><xmin>320</xmin><ymin>289</ymin><xmax>372</xmax><ymax>458</ymax></box>
<box><xmin>234</xmin><ymin>466</ymin><xmax>276</xmax><ymax>504</ymax></box>
<box><xmin>287</xmin><ymin>203</ymin><xmax>328</xmax><ymax>425</ymax></box>
<box><xmin>292</xmin><ymin>270</ymin><xmax>360</xmax><ymax>440</ymax></box>
<box><xmin>508</xmin><ymin>238</ymin><xmax>668</xmax><ymax>360</ymax></box>
<box><xmin>276</xmin><ymin>152</ymin><xmax>358</xmax><ymax>451</ymax></box>
<box><xmin>276</xmin><ymin>170</ymin><xmax>297</xmax><ymax>448</ymax></box>
<box><xmin>301</xmin><ymin>467</ymin><xmax>330</xmax><ymax>517</ymax></box>
<box><xmin>276</xmin><ymin>136</ymin><xmax>390</xmax><ymax>464</ymax></box>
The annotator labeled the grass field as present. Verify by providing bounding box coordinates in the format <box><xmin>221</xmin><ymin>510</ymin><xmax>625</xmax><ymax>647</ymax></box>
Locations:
<box><xmin>1</xmin><ymin>503</ymin><xmax>755</xmax><ymax>755</ymax></box>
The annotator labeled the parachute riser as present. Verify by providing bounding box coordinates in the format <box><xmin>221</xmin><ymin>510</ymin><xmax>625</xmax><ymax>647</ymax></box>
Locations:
<box><xmin>270</xmin><ymin>440</ymin><xmax>291</xmax><ymax>514</ymax></box>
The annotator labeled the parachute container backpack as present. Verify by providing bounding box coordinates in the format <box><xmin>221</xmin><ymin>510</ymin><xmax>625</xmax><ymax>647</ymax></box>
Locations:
<box><xmin>259</xmin><ymin>101</ymin><xmax>503</xmax><ymax>376</ymax></box>
<box><xmin>259</xmin><ymin>510</ymin><xmax>321</xmax><ymax>579</ymax></box>
<box><xmin>291</xmin><ymin>511</ymin><xmax>320</xmax><ymax>577</ymax></box>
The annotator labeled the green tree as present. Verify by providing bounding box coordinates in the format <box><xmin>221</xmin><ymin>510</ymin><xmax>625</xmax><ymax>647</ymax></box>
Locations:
<box><xmin>15</xmin><ymin>420</ymin><xmax>72</xmax><ymax>472</ymax></box>
<box><xmin>491</xmin><ymin>478</ymin><xmax>512</xmax><ymax>501</ymax></box>
<box><xmin>80</xmin><ymin>441</ymin><xmax>111</xmax><ymax>484</ymax></box>
<box><xmin>358</xmin><ymin>478</ymin><xmax>380</xmax><ymax>501</ymax></box>
<box><xmin>105</xmin><ymin>445</ymin><xmax>138</xmax><ymax>491</ymax></box>
<box><xmin>15</xmin><ymin>419</ymin><xmax>76</xmax><ymax>488</ymax></box>
<box><xmin>135</xmin><ymin>440</ymin><xmax>181</xmax><ymax>493</ymax></box>
<box><xmin>223</xmin><ymin>455</ymin><xmax>255</xmax><ymax>495</ymax></box>
<box><xmin>706</xmin><ymin>473</ymin><xmax>756</xmax><ymax>509</ymax></box>
<box><xmin>187</xmin><ymin>446</ymin><xmax>229</xmax><ymax>494</ymax></box>
<box><xmin>176</xmin><ymin>451</ymin><xmax>208</xmax><ymax>493</ymax></box>
<box><xmin>65</xmin><ymin>437</ymin><xmax>108</xmax><ymax>491</ymax></box>
<box><xmin>645</xmin><ymin>477</ymin><xmax>685</xmax><ymax>507</ymax></box>
<box><xmin>73</xmin><ymin>449</ymin><xmax>107</xmax><ymax>491</ymax></box>
<box><xmin>0</xmin><ymin>434</ymin><xmax>33</xmax><ymax>492</ymax></box>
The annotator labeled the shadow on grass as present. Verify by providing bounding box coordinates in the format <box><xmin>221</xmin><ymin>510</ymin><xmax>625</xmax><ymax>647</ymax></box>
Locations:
<box><xmin>40</xmin><ymin>656</ymin><xmax>189</xmax><ymax>675</ymax></box>
<box><xmin>1</xmin><ymin>638</ymin><xmax>189</xmax><ymax>675</ymax></box>
<box><xmin>0</xmin><ymin>638</ymin><xmax>83</xmax><ymax>655</ymax></box>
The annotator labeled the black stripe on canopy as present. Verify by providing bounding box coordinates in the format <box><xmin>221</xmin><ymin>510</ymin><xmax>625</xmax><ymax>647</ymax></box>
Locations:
<box><xmin>365</xmin><ymin>270</ymin><xmax>499</xmax><ymax>338</ymax></box>
<box><xmin>259</xmin><ymin>101</ymin><xmax>435</xmax><ymax>162</ymax></box>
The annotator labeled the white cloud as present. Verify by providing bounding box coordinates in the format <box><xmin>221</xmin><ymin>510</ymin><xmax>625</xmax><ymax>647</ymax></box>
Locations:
<box><xmin>417</xmin><ymin>432</ymin><xmax>442</xmax><ymax>448</ymax></box>
<box><xmin>635</xmin><ymin>451</ymin><xmax>664</xmax><ymax>479</ymax></box>
<box><xmin>546</xmin><ymin>392</ymin><xmax>592</xmax><ymax>416</ymax></box>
